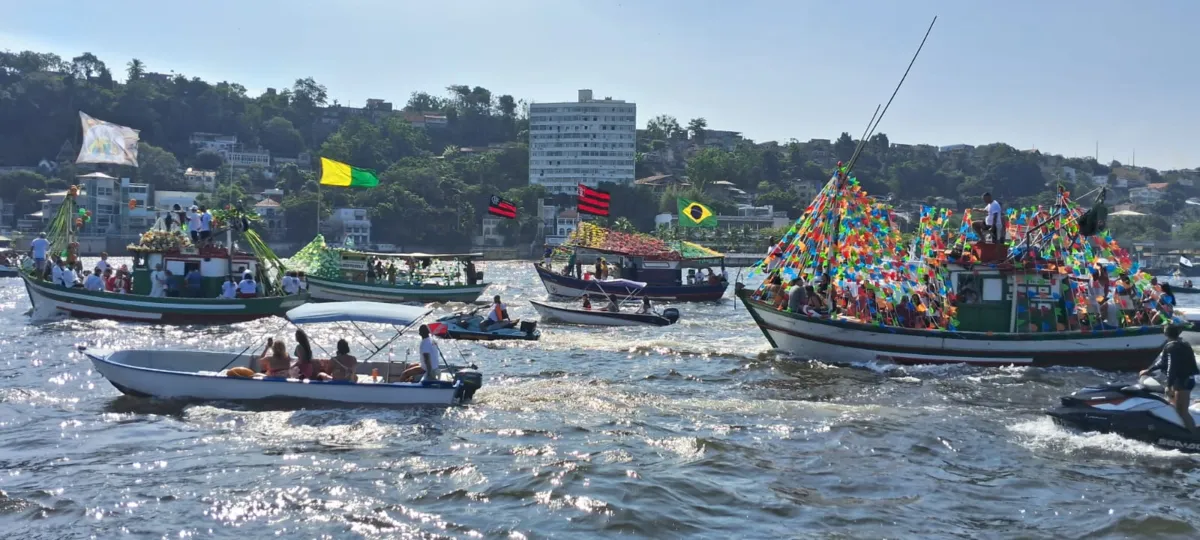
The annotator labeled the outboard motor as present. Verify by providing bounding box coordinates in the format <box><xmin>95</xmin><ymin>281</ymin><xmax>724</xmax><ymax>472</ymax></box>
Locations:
<box><xmin>454</xmin><ymin>366</ymin><xmax>483</xmax><ymax>402</ymax></box>
<box><xmin>661</xmin><ymin>307</ymin><xmax>681</xmax><ymax>324</ymax></box>
<box><xmin>520</xmin><ymin>320</ymin><xmax>538</xmax><ymax>337</ymax></box>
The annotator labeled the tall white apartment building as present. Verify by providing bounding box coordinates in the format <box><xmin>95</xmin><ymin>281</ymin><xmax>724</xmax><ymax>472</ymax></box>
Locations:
<box><xmin>528</xmin><ymin>89</ymin><xmax>636</xmax><ymax>193</ymax></box>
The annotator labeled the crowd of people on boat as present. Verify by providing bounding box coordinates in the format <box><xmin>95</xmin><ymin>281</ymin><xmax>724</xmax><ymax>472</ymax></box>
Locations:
<box><xmin>357</xmin><ymin>256</ymin><xmax>477</xmax><ymax>286</ymax></box>
<box><xmin>233</xmin><ymin>325</ymin><xmax>442</xmax><ymax>384</ymax></box>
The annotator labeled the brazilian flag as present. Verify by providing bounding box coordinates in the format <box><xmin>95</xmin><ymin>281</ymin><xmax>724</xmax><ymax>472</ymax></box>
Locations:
<box><xmin>678</xmin><ymin>198</ymin><xmax>717</xmax><ymax>228</ymax></box>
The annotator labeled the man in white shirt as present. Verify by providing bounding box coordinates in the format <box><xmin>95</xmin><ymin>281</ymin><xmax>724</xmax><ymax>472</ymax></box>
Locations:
<box><xmin>401</xmin><ymin>324</ymin><xmax>443</xmax><ymax>382</ymax></box>
<box><xmin>187</xmin><ymin>205</ymin><xmax>203</xmax><ymax>244</ymax></box>
<box><xmin>30</xmin><ymin>232</ymin><xmax>50</xmax><ymax>274</ymax></box>
<box><xmin>84</xmin><ymin>269</ymin><xmax>105</xmax><ymax>291</ymax></box>
<box><xmin>199</xmin><ymin>206</ymin><xmax>213</xmax><ymax>245</ymax></box>
<box><xmin>51</xmin><ymin>259</ymin><xmax>65</xmax><ymax>286</ymax></box>
<box><xmin>149</xmin><ymin>263</ymin><xmax>168</xmax><ymax>297</ymax></box>
<box><xmin>220</xmin><ymin>276</ymin><xmax>237</xmax><ymax>299</ymax></box>
<box><xmin>59</xmin><ymin>264</ymin><xmax>79</xmax><ymax>288</ymax></box>
<box><xmin>95</xmin><ymin>252</ymin><xmax>111</xmax><ymax>274</ymax></box>
<box><xmin>237</xmin><ymin>273</ymin><xmax>257</xmax><ymax>298</ymax></box>
<box><xmin>971</xmin><ymin>192</ymin><xmax>1004</xmax><ymax>243</ymax></box>
<box><xmin>281</xmin><ymin>271</ymin><xmax>299</xmax><ymax>295</ymax></box>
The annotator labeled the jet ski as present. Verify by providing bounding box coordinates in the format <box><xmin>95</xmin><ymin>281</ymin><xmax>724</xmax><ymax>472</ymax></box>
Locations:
<box><xmin>1046</xmin><ymin>376</ymin><xmax>1200</xmax><ymax>452</ymax></box>
<box><xmin>428</xmin><ymin>311</ymin><xmax>540</xmax><ymax>341</ymax></box>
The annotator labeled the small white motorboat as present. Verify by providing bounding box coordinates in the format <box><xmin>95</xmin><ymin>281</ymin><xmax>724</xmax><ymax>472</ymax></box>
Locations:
<box><xmin>530</xmin><ymin>300</ymin><xmax>680</xmax><ymax>327</ymax></box>
<box><xmin>81</xmin><ymin>301</ymin><xmax>483</xmax><ymax>406</ymax></box>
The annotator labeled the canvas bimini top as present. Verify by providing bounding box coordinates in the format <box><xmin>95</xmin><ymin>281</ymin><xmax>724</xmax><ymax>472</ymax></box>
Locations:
<box><xmin>285</xmin><ymin>301</ymin><xmax>431</xmax><ymax>326</ymax></box>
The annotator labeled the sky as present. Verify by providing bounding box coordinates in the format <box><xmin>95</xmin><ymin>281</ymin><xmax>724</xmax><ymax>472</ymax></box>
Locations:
<box><xmin>2</xmin><ymin>0</ymin><xmax>1196</xmax><ymax>170</ymax></box>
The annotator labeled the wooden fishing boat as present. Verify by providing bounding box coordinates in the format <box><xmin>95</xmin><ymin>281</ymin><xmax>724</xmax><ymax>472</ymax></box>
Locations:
<box><xmin>530</xmin><ymin>299</ymin><xmax>679</xmax><ymax>327</ymax></box>
<box><xmin>22</xmin><ymin>182</ymin><xmax>306</xmax><ymax>324</ymax></box>
<box><xmin>536</xmin><ymin>223</ymin><xmax>729</xmax><ymax>302</ymax></box>
<box><xmin>290</xmin><ymin>235</ymin><xmax>489</xmax><ymax>303</ymax></box>
<box><xmin>80</xmin><ymin>302</ymin><xmax>483</xmax><ymax>406</ymax></box>
<box><xmin>737</xmin><ymin>169</ymin><xmax>1177</xmax><ymax>372</ymax></box>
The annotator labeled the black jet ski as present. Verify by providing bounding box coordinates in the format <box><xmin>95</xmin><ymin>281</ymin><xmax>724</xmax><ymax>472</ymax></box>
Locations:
<box><xmin>1046</xmin><ymin>376</ymin><xmax>1200</xmax><ymax>452</ymax></box>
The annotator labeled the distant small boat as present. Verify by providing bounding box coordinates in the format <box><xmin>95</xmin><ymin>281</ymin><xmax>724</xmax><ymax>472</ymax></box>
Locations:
<box><xmin>430</xmin><ymin>312</ymin><xmax>540</xmax><ymax>341</ymax></box>
<box><xmin>530</xmin><ymin>300</ymin><xmax>680</xmax><ymax>327</ymax></box>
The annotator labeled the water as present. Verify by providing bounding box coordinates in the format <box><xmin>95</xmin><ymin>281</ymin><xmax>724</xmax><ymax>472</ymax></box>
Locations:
<box><xmin>2</xmin><ymin>261</ymin><xmax>1200</xmax><ymax>539</ymax></box>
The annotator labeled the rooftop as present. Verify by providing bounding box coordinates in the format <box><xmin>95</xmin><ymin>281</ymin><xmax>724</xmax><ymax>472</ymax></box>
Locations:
<box><xmin>255</xmin><ymin>199</ymin><xmax>281</xmax><ymax>208</ymax></box>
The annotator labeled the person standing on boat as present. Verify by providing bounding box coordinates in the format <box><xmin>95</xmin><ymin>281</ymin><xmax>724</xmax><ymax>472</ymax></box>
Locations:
<box><xmin>185</xmin><ymin>268</ymin><xmax>203</xmax><ymax>297</ymax></box>
<box><xmin>95</xmin><ymin>252</ymin><xmax>111</xmax><ymax>275</ymax></box>
<box><xmin>148</xmin><ymin>263</ymin><xmax>168</xmax><ymax>297</ymax></box>
<box><xmin>971</xmin><ymin>192</ymin><xmax>1003</xmax><ymax>243</ymax></box>
<box><xmin>401</xmin><ymin>325</ymin><xmax>442</xmax><ymax>382</ymax></box>
<box><xmin>187</xmin><ymin>205</ymin><xmax>203</xmax><ymax>245</ymax></box>
<box><xmin>1140</xmin><ymin>325</ymin><xmax>1199</xmax><ymax>434</ymax></box>
<box><xmin>199</xmin><ymin>206</ymin><xmax>213</xmax><ymax>246</ymax></box>
<box><xmin>30</xmin><ymin>232</ymin><xmax>50</xmax><ymax>275</ymax></box>
<box><xmin>542</xmin><ymin>244</ymin><xmax>552</xmax><ymax>268</ymax></box>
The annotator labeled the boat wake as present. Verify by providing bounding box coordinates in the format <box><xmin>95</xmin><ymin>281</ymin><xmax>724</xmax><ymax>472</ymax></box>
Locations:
<box><xmin>1008</xmin><ymin>417</ymin><xmax>1196</xmax><ymax>460</ymax></box>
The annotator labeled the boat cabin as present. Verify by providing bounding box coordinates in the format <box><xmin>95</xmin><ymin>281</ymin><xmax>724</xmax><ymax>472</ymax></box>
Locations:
<box><xmin>131</xmin><ymin>246</ymin><xmax>263</xmax><ymax>297</ymax></box>
<box><xmin>948</xmin><ymin>263</ymin><xmax>1078</xmax><ymax>334</ymax></box>
<box><xmin>333</xmin><ymin>250</ymin><xmax>483</xmax><ymax>285</ymax></box>
<box><xmin>564</xmin><ymin>248</ymin><xmax>726</xmax><ymax>286</ymax></box>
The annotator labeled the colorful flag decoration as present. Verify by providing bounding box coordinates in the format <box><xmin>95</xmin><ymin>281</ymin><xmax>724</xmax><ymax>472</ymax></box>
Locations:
<box><xmin>488</xmin><ymin>195</ymin><xmax>517</xmax><ymax>219</ymax></box>
<box><xmin>678</xmin><ymin>198</ymin><xmax>717</xmax><ymax>228</ymax></box>
<box><xmin>76</xmin><ymin>112</ymin><xmax>140</xmax><ymax>166</ymax></box>
<box><xmin>577</xmin><ymin>184</ymin><xmax>610</xmax><ymax>216</ymax></box>
<box><xmin>319</xmin><ymin>157</ymin><xmax>379</xmax><ymax>188</ymax></box>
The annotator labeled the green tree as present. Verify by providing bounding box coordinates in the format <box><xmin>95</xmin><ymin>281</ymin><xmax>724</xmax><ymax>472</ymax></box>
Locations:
<box><xmin>688</xmin><ymin>117</ymin><xmax>708</xmax><ymax>144</ymax></box>
<box><xmin>261</xmin><ymin>116</ymin><xmax>304</xmax><ymax>156</ymax></box>
<box><xmin>834</xmin><ymin>132</ymin><xmax>856</xmax><ymax>163</ymax></box>
<box><xmin>194</xmin><ymin>150</ymin><xmax>224</xmax><ymax>170</ymax></box>
<box><xmin>136</xmin><ymin>143</ymin><xmax>181</xmax><ymax>188</ymax></box>
<box><xmin>126</xmin><ymin>58</ymin><xmax>145</xmax><ymax>81</ymax></box>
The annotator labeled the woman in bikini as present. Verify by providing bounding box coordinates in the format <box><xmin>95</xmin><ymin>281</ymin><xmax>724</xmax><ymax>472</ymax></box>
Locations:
<box><xmin>255</xmin><ymin>338</ymin><xmax>292</xmax><ymax>378</ymax></box>
<box><xmin>291</xmin><ymin>329</ymin><xmax>320</xmax><ymax>380</ymax></box>
<box><xmin>319</xmin><ymin>339</ymin><xmax>358</xmax><ymax>382</ymax></box>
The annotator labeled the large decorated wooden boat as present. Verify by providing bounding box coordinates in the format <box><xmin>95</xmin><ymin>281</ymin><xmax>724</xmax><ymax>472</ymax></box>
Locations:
<box><xmin>536</xmin><ymin>222</ymin><xmax>729</xmax><ymax>302</ymax></box>
<box><xmin>22</xmin><ymin>185</ymin><xmax>306</xmax><ymax>324</ymax></box>
<box><xmin>289</xmin><ymin>235</ymin><xmax>488</xmax><ymax>303</ymax></box>
<box><xmin>737</xmin><ymin>167</ymin><xmax>1183</xmax><ymax>372</ymax></box>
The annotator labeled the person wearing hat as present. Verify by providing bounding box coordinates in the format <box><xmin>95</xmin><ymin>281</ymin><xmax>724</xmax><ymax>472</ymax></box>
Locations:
<box><xmin>29</xmin><ymin>232</ymin><xmax>50</xmax><ymax>276</ymax></box>
<box><xmin>1140</xmin><ymin>324</ymin><xmax>1200</xmax><ymax>433</ymax></box>
<box><xmin>187</xmin><ymin>205</ymin><xmax>203</xmax><ymax>244</ymax></box>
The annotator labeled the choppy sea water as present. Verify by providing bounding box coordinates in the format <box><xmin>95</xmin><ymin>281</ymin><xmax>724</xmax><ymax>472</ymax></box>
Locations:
<box><xmin>2</xmin><ymin>260</ymin><xmax>1200</xmax><ymax>539</ymax></box>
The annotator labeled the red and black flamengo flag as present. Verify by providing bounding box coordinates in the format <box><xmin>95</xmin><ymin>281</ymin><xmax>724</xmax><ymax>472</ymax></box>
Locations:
<box><xmin>577</xmin><ymin>184</ymin><xmax>610</xmax><ymax>217</ymax></box>
<box><xmin>488</xmin><ymin>194</ymin><xmax>517</xmax><ymax>219</ymax></box>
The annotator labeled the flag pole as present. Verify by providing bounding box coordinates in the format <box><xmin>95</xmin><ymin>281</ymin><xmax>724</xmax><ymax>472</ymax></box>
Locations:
<box><xmin>316</xmin><ymin>183</ymin><xmax>321</xmax><ymax>239</ymax></box>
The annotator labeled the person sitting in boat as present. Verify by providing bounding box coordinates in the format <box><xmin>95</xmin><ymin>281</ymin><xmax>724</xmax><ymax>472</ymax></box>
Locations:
<box><xmin>400</xmin><ymin>325</ymin><xmax>441</xmax><ymax>382</ymax></box>
<box><xmin>255</xmin><ymin>337</ymin><xmax>292</xmax><ymax>378</ymax></box>
<box><xmin>481</xmin><ymin>295</ymin><xmax>512</xmax><ymax>331</ymax></box>
<box><xmin>236</xmin><ymin>272</ymin><xmax>258</xmax><ymax>298</ymax></box>
<box><xmin>100</xmin><ymin>268</ymin><xmax>114</xmax><ymax>291</ymax></box>
<box><xmin>297</xmin><ymin>271</ymin><xmax>308</xmax><ymax>292</ymax></box>
<box><xmin>971</xmin><ymin>192</ymin><xmax>1004</xmax><ymax>244</ymax></box>
<box><xmin>281</xmin><ymin>271</ymin><xmax>300</xmax><ymax>295</ymax></box>
<box><xmin>638</xmin><ymin>296</ymin><xmax>653</xmax><ymax>314</ymax></box>
<box><xmin>686</xmin><ymin>268</ymin><xmax>697</xmax><ymax>285</ymax></box>
<box><xmin>291</xmin><ymin>329</ymin><xmax>321</xmax><ymax>380</ymax></box>
<box><xmin>707</xmin><ymin>269</ymin><xmax>722</xmax><ymax>286</ymax></box>
<box><xmin>581</xmin><ymin>293</ymin><xmax>592</xmax><ymax>310</ymax></box>
<box><xmin>1187</xmin><ymin>280</ymin><xmax>1195</xmax><ymax>289</ymax></box>
<box><xmin>84</xmin><ymin>268</ymin><xmax>105</xmax><ymax>291</ymax></box>
<box><xmin>112</xmin><ymin>267</ymin><xmax>131</xmax><ymax>294</ymax></box>
<box><xmin>1139</xmin><ymin>324</ymin><xmax>1199</xmax><ymax>434</ymax></box>
<box><xmin>220</xmin><ymin>275</ymin><xmax>237</xmax><ymax>299</ymax></box>
<box><xmin>785</xmin><ymin>278</ymin><xmax>807</xmax><ymax>313</ymax></box>
<box><xmin>604</xmin><ymin>295</ymin><xmax>620</xmax><ymax>313</ymax></box>
<box><xmin>318</xmin><ymin>339</ymin><xmax>357</xmax><ymax>382</ymax></box>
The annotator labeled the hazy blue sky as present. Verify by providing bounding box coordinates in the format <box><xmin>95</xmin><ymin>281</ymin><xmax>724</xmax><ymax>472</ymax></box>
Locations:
<box><xmin>2</xmin><ymin>0</ymin><xmax>1195</xmax><ymax>169</ymax></box>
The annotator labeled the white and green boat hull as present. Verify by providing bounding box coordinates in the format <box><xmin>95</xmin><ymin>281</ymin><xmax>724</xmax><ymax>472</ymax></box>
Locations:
<box><xmin>305</xmin><ymin>275</ymin><xmax>488</xmax><ymax>304</ymax></box>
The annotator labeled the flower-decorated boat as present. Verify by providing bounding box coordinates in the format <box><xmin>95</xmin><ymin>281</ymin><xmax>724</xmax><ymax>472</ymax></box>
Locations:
<box><xmin>22</xmin><ymin>186</ymin><xmax>306</xmax><ymax>324</ymax></box>
<box><xmin>536</xmin><ymin>222</ymin><xmax>729</xmax><ymax>302</ymax></box>
<box><xmin>737</xmin><ymin>167</ymin><xmax>1181</xmax><ymax>372</ymax></box>
<box><xmin>289</xmin><ymin>235</ymin><xmax>488</xmax><ymax>304</ymax></box>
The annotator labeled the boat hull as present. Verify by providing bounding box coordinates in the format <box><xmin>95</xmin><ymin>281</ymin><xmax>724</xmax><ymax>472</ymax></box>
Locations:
<box><xmin>736</xmin><ymin>288</ymin><xmax>1164</xmax><ymax>372</ymax></box>
<box><xmin>535</xmin><ymin>265</ymin><xmax>726</xmax><ymax>302</ymax></box>
<box><xmin>0</xmin><ymin>268</ymin><xmax>16</xmax><ymax>278</ymax></box>
<box><xmin>530</xmin><ymin>300</ymin><xmax>673</xmax><ymax>327</ymax></box>
<box><xmin>23</xmin><ymin>274</ymin><xmax>307</xmax><ymax>324</ymax></box>
<box><xmin>84</xmin><ymin>349</ymin><xmax>462</xmax><ymax>406</ymax></box>
<box><xmin>305</xmin><ymin>275</ymin><xmax>487</xmax><ymax>304</ymax></box>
